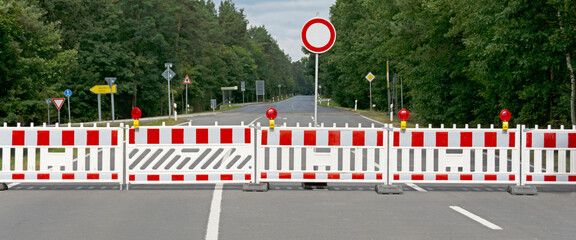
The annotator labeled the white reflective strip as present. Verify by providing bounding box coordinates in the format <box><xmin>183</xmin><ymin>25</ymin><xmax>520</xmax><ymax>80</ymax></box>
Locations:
<box><xmin>448</xmin><ymin>132</ymin><xmax>460</xmax><ymax>147</ymax></box>
<box><xmin>160</xmin><ymin>174</ymin><xmax>172</xmax><ymax>181</ymax></box>
<box><xmin>399</xmin><ymin>131</ymin><xmax>411</xmax><ymax>147</ymax></box>
<box><xmin>100</xmin><ymin>130</ymin><xmax>112</xmax><ymax>146</ymax></box>
<box><xmin>532</xmin><ymin>132</ymin><xmax>544</xmax><ymax>148</ymax></box>
<box><xmin>49</xmin><ymin>130</ymin><xmax>62</xmax><ymax>146</ymax></box>
<box><xmin>341</xmin><ymin>173</ymin><xmax>352</xmax><ymax>180</ymax></box>
<box><xmin>365</xmin><ymin>130</ymin><xmax>377</xmax><ymax>146</ymax></box>
<box><xmin>473</xmin><ymin>174</ymin><xmax>483</xmax><ymax>181</ymax></box>
<box><xmin>497</xmin><ymin>132</ymin><xmax>509</xmax><ymax>147</ymax></box>
<box><xmin>0</xmin><ymin>130</ymin><xmax>11</xmax><ymax>145</ymax></box>
<box><xmin>291</xmin><ymin>172</ymin><xmax>303</xmax><ymax>179</ymax></box>
<box><xmin>473</xmin><ymin>132</ymin><xmax>485</xmax><ymax>147</ymax></box>
<box><xmin>365</xmin><ymin>173</ymin><xmax>377</xmax><ymax>180</ymax></box>
<box><xmin>341</xmin><ymin>131</ymin><xmax>352</xmax><ymax>146</ymax></box>
<box><xmin>25</xmin><ymin>130</ymin><xmax>36</xmax><ymax>146</ymax></box>
<box><xmin>232</xmin><ymin>128</ymin><xmax>244</xmax><ymax>144</ymax></box>
<box><xmin>159</xmin><ymin>128</ymin><xmax>171</xmax><ymax>144</ymax></box>
<box><xmin>532</xmin><ymin>175</ymin><xmax>544</xmax><ymax>182</ymax></box>
<box><xmin>557</xmin><ymin>133</ymin><xmax>568</xmax><ymax>148</ymax></box>
<box><xmin>268</xmin><ymin>130</ymin><xmax>279</xmax><ymax>145</ymax></box>
<box><xmin>184</xmin><ymin>174</ymin><xmax>196</xmax><ymax>181</ymax></box>
<box><xmin>316</xmin><ymin>172</ymin><xmax>328</xmax><ymax>179</ymax></box>
<box><xmin>134</xmin><ymin>174</ymin><xmax>147</xmax><ymax>181</ymax></box>
<box><xmin>317</xmin><ymin>130</ymin><xmax>329</xmax><ymax>146</ymax></box>
<box><xmin>183</xmin><ymin>128</ymin><xmax>196</xmax><ymax>144</ymax></box>
<box><xmin>268</xmin><ymin>172</ymin><xmax>279</xmax><ymax>179</ymax></box>
<box><xmin>399</xmin><ymin>174</ymin><xmax>411</xmax><ymax>181</ymax></box>
<box><xmin>51</xmin><ymin>173</ymin><xmax>62</xmax><ymax>180</ymax></box>
<box><xmin>292</xmin><ymin>130</ymin><xmax>304</xmax><ymax>145</ymax></box>
<box><xmin>425</xmin><ymin>174</ymin><xmax>436</xmax><ymax>181</ymax></box>
<box><xmin>75</xmin><ymin>173</ymin><xmax>87</xmax><ymax>180</ymax></box>
<box><xmin>233</xmin><ymin>173</ymin><xmax>245</xmax><ymax>180</ymax></box>
<box><xmin>75</xmin><ymin>130</ymin><xmax>87</xmax><ymax>146</ymax></box>
<box><xmin>557</xmin><ymin>175</ymin><xmax>569</xmax><ymax>182</ymax></box>
<box><xmin>497</xmin><ymin>174</ymin><xmax>509</xmax><ymax>181</ymax></box>
<box><xmin>423</xmin><ymin>132</ymin><xmax>435</xmax><ymax>147</ymax></box>
<box><xmin>25</xmin><ymin>173</ymin><xmax>36</xmax><ymax>180</ymax></box>
<box><xmin>134</xmin><ymin>129</ymin><xmax>147</xmax><ymax>144</ymax></box>
<box><xmin>208</xmin><ymin>174</ymin><xmax>219</xmax><ymax>181</ymax></box>
<box><xmin>0</xmin><ymin>173</ymin><xmax>11</xmax><ymax>179</ymax></box>
<box><xmin>209</xmin><ymin>128</ymin><xmax>220</xmax><ymax>144</ymax></box>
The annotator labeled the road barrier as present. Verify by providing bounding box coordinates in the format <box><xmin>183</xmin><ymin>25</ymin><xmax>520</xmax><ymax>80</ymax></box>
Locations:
<box><xmin>390</xmin><ymin>124</ymin><xmax>520</xmax><ymax>185</ymax></box>
<box><xmin>522</xmin><ymin>125</ymin><xmax>576</xmax><ymax>184</ymax></box>
<box><xmin>255</xmin><ymin>123</ymin><xmax>387</xmax><ymax>184</ymax></box>
<box><xmin>2</xmin><ymin>121</ymin><xmax>575</xmax><ymax>193</ymax></box>
<box><xmin>125</xmin><ymin>123</ymin><xmax>253</xmax><ymax>186</ymax></box>
<box><xmin>0</xmin><ymin>123</ymin><xmax>123</xmax><ymax>184</ymax></box>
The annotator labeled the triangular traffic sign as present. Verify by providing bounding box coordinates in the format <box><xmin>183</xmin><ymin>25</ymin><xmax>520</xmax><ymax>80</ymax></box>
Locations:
<box><xmin>183</xmin><ymin>74</ymin><xmax>191</xmax><ymax>84</ymax></box>
<box><xmin>52</xmin><ymin>98</ymin><xmax>65</xmax><ymax>110</ymax></box>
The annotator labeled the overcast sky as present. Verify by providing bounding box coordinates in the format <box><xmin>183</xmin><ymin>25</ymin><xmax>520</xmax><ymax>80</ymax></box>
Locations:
<box><xmin>213</xmin><ymin>0</ymin><xmax>337</xmax><ymax>62</ymax></box>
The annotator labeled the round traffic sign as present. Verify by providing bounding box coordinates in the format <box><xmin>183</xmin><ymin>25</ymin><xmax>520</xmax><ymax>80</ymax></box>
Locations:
<box><xmin>301</xmin><ymin>18</ymin><xmax>336</xmax><ymax>54</ymax></box>
<box><xmin>64</xmin><ymin>89</ymin><xmax>72</xmax><ymax>97</ymax></box>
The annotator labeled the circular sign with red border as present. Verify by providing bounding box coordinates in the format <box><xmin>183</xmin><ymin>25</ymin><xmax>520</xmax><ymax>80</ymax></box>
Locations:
<box><xmin>301</xmin><ymin>18</ymin><xmax>336</xmax><ymax>54</ymax></box>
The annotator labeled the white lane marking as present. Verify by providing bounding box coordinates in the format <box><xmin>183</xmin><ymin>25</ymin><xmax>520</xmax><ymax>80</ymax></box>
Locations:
<box><xmin>360</xmin><ymin>115</ymin><xmax>386</xmax><ymax>126</ymax></box>
<box><xmin>406</xmin><ymin>183</ymin><xmax>427</xmax><ymax>192</ymax></box>
<box><xmin>206</xmin><ymin>183</ymin><xmax>223</xmax><ymax>240</ymax></box>
<box><xmin>450</xmin><ymin>206</ymin><xmax>502</xmax><ymax>230</ymax></box>
<box><xmin>7</xmin><ymin>183</ymin><xmax>21</xmax><ymax>188</ymax></box>
<box><xmin>249</xmin><ymin>116</ymin><xmax>263</xmax><ymax>126</ymax></box>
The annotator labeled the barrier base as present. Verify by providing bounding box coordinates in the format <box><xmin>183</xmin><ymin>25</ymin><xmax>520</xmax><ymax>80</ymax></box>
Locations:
<box><xmin>0</xmin><ymin>183</ymin><xmax>7</xmax><ymax>191</ymax></box>
<box><xmin>302</xmin><ymin>182</ymin><xmax>328</xmax><ymax>190</ymax></box>
<box><xmin>507</xmin><ymin>185</ymin><xmax>537</xmax><ymax>195</ymax></box>
<box><xmin>376</xmin><ymin>184</ymin><xmax>403</xmax><ymax>194</ymax></box>
<box><xmin>243</xmin><ymin>183</ymin><xmax>269</xmax><ymax>192</ymax></box>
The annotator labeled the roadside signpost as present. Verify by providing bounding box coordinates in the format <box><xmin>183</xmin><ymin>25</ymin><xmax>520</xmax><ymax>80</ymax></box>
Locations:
<box><xmin>183</xmin><ymin>74</ymin><xmax>191</xmax><ymax>114</ymax></box>
<box><xmin>255</xmin><ymin>80</ymin><xmax>265</xmax><ymax>102</ymax></box>
<box><xmin>44</xmin><ymin>98</ymin><xmax>52</xmax><ymax>125</ymax></box>
<box><xmin>241</xmin><ymin>81</ymin><xmax>245</xmax><ymax>103</ymax></box>
<box><xmin>365</xmin><ymin>72</ymin><xmax>375</xmax><ymax>111</ymax></box>
<box><xmin>90</xmin><ymin>85</ymin><xmax>117</xmax><ymax>122</ymax></box>
<box><xmin>52</xmin><ymin>98</ymin><xmax>65</xmax><ymax>124</ymax></box>
<box><xmin>105</xmin><ymin>77</ymin><xmax>117</xmax><ymax>121</ymax></box>
<box><xmin>64</xmin><ymin>89</ymin><xmax>72</xmax><ymax>123</ymax></box>
<box><xmin>302</xmin><ymin>17</ymin><xmax>336</xmax><ymax>126</ymax></box>
<box><xmin>163</xmin><ymin>63</ymin><xmax>175</xmax><ymax>117</ymax></box>
<box><xmin>210</xmin><ymin>99</ymin><xmax>217</xmax><ymax>112</ymax></box>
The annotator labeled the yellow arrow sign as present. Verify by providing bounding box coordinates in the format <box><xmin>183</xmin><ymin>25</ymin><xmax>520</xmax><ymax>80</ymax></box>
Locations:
<box><xmin>90</xmin><ymin>85</ymin><xmax>117</xmax><ymax>94</ymax></box>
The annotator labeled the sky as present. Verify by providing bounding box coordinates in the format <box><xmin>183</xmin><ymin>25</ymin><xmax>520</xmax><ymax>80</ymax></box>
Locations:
<box><xmin>213</xmin><ymin>0</ymin><xmax>337</xmax><ymax>62</ymax></box>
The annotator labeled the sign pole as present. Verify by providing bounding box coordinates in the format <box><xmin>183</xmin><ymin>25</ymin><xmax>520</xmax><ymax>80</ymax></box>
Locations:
<box><xmin>98</xmin><ymin>94</ymin><xmax>102</xmax><ymax>122</ymax></box>
<box><xmin>105</xmin><ymin>77</ymin><xmax>116</xmax><ymax>121</ymax></box>
<box><xmin>314</xmin><ymin>53</ymin><xmax>318</xmax><ymax>126</ymax></box>
<box><xmin>67</xmin><ymin>96</ymin><xmax>71</xmax><ymax>123</ymax></box>
<box><xmin>185</xmin><ymin>84</ymin><xmax>188</xmax><ymax>115</ymax></box>
<box><xmin>58</xmin><ymin>108</ymin><xmax>61</xmax><ymax>124</ymax></box>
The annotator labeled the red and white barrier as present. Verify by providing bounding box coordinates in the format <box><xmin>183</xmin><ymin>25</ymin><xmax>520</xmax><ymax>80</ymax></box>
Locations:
<box><xmin>522</xmin><ymin>125</ymin><xmax>576</xmax><ymax>185</ymax></box>
<box><xmin>390</xmin><ymin>124</ymin><xmax>520</xmax><ymax>184</ymax></box>
<box><xmin>126</xmin><ymin>123</ymin><xmax>254</xmax><ymax>185</ymax></box>
<box><xmin>0</xmin><ymin>123</ymin><xmax>123</xmax><ymax>184</ymax></box>
<box><xmin>256</xmin><ymin>123</ymin><xmax>387</xmax><ymax>184</ymax></box>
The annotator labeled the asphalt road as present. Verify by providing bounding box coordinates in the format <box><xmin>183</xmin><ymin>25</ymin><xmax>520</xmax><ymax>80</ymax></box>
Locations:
<box><xmin>1</xmin><ymin>96</ymin><xmax>576</xmax><ymax>240</ymax></box>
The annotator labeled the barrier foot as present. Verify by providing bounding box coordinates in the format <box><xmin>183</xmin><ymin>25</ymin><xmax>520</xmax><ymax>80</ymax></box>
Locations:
<box><xmin>0</xmin><ymin>183</ymin><xmax>8</xmax><ymax>191</ymax></box>
<box><xmin>507</xmin><ymin>185</ymin><xmax>537</xmax><ymax>195</ymax></box>
<box><xmin>302</xmin><ymin>182</ymin><xmax>328</xmax><ymax>190</ymax></box>
<box><xmin>375</xmin><ymin>184</ymin><xmax>403</xmax><ymax>194</ymax></box>
<box><xmin>243</xmin><ymin>183</ymin><xmax>269</xmax><ymax>192</ymax></box>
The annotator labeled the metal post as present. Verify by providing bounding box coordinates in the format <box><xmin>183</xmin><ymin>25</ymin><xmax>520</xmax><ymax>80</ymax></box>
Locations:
<box><xmin>105</xmin><ymin>77</ymin><xmax>116</xmax><ymax>121</ymax></box>
<box><xmin>45</xmin><ymin>98</ymin><xmax>51</xmax><ymax>125</ymax></box>
<box><xmin>314</xmin><ymin>53</ymin><xmax>319</xmax><ymax>126</ymax></box>
<box><xmin>369</xmin><ymin>81</ymin><xmax>372</xmax><ymax>111</ymax></box>
<box><xmin>401</xmin><ymin>77</ymin><xmax>403</xmax><ymax>109</ymax></box>
<box><xmin>58</xmin><ymin>109</ymin><xmax>61</xmax><ymax>124</ymax></box>
<box><xmin>185</xmin><ymin>85</ymin><xmax>188</xmax><ymax>114</ymax></box>
<box><xmin>67</xmin><ymin>96</ymin><xmax>71</xmax><ymax>123</ymax></box>
<box><xmin>98</xmin><ymin>94</ymin><xmax>102</xmax><ymax>122</ymax></box>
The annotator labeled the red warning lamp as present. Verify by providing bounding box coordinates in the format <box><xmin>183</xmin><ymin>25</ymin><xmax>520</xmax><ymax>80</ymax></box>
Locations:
<box><xmin>266</xmin><ymin>107</ymin><xmax>278</xmax><ymax>128</ymax></box>
<box><xmin>398</xmin><ymin>108</ymin><xmax>409</xmax><ymax>130</ymax></box>
<box><xmin>500</xmin><ymin>109</ymin><xmax>511</xmax><ymax>130</ymax></box>
<box><xmin>131</xmin><ymin>107</ymin><xmax>142</xmax><ymax>128</ymax></box>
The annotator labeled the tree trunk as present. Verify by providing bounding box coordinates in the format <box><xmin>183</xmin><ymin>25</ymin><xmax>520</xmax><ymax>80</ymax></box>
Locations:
<box><xmin>567</xmin><ymin>53</ymin><xmax>576</xmax><ymax>126</ymax></box>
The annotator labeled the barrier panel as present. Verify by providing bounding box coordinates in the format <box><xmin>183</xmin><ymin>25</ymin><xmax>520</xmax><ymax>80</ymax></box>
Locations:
<box><xmin>255</xmin><ymin>123</ymin><xmax>387</xmax><ymax>184</ymax></box>
<box><xmin>126</xmin><ymin>123</ymin><xmax>253</xmax><ymax>184</ymax></box>
<box><xmin>522</xmin><ymin>125</ymin><xmax>576</xmax><ymax>184</ymax></box>
<box><xmin>390</xmin><ymin>124</ymin><xmax>520</xmax><ymax>185</ymax></box>
<box><xmin>0</xmin><ymin>123</ymin><xmax>123</xmax><ymax>184</ymax></box>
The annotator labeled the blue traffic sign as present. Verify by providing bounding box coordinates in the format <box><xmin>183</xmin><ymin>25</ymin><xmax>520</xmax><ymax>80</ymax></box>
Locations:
<box><xmin>64</xmin><ymin>89</ymin><xmax>72</xmax><ymax>97</ymax></box>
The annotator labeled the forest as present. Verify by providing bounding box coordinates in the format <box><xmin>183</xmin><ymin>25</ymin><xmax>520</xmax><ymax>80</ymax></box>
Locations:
<box><xmin>0</xmin><ymin>0</ymin><xmax>311</xmax><ymax>124</ymax></box>
<box><xmin>320</xmin><ymin>0</ymin><xmax>576</xmax><ymax>126</ymax></box>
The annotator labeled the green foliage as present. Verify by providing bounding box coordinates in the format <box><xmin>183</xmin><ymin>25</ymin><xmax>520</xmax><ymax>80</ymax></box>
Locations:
<box><xmin>1</xmin><ymin>0</ymin><xmax>307</xmax><ymax>125</ymax></box>
<box><xmin>322</xmin><ymin>0</ymin><xmax>576</xmax><ymax>126</ymax></box>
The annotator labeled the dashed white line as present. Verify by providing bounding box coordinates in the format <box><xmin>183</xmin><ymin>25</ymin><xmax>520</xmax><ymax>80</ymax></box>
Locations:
<box><xmin>406</xmin><ymin>183</ymin><xmax>427</xmax><ymax>192</ymax></box>
<box><xmin>206</xmin><ymin>183</ymin><xmax>223</xmax><ymax>240</ymax></box>
<box><xmin>450</xmin><ymin>206</ymin><xmax>502</xmax><ymax>230</ymax></box>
